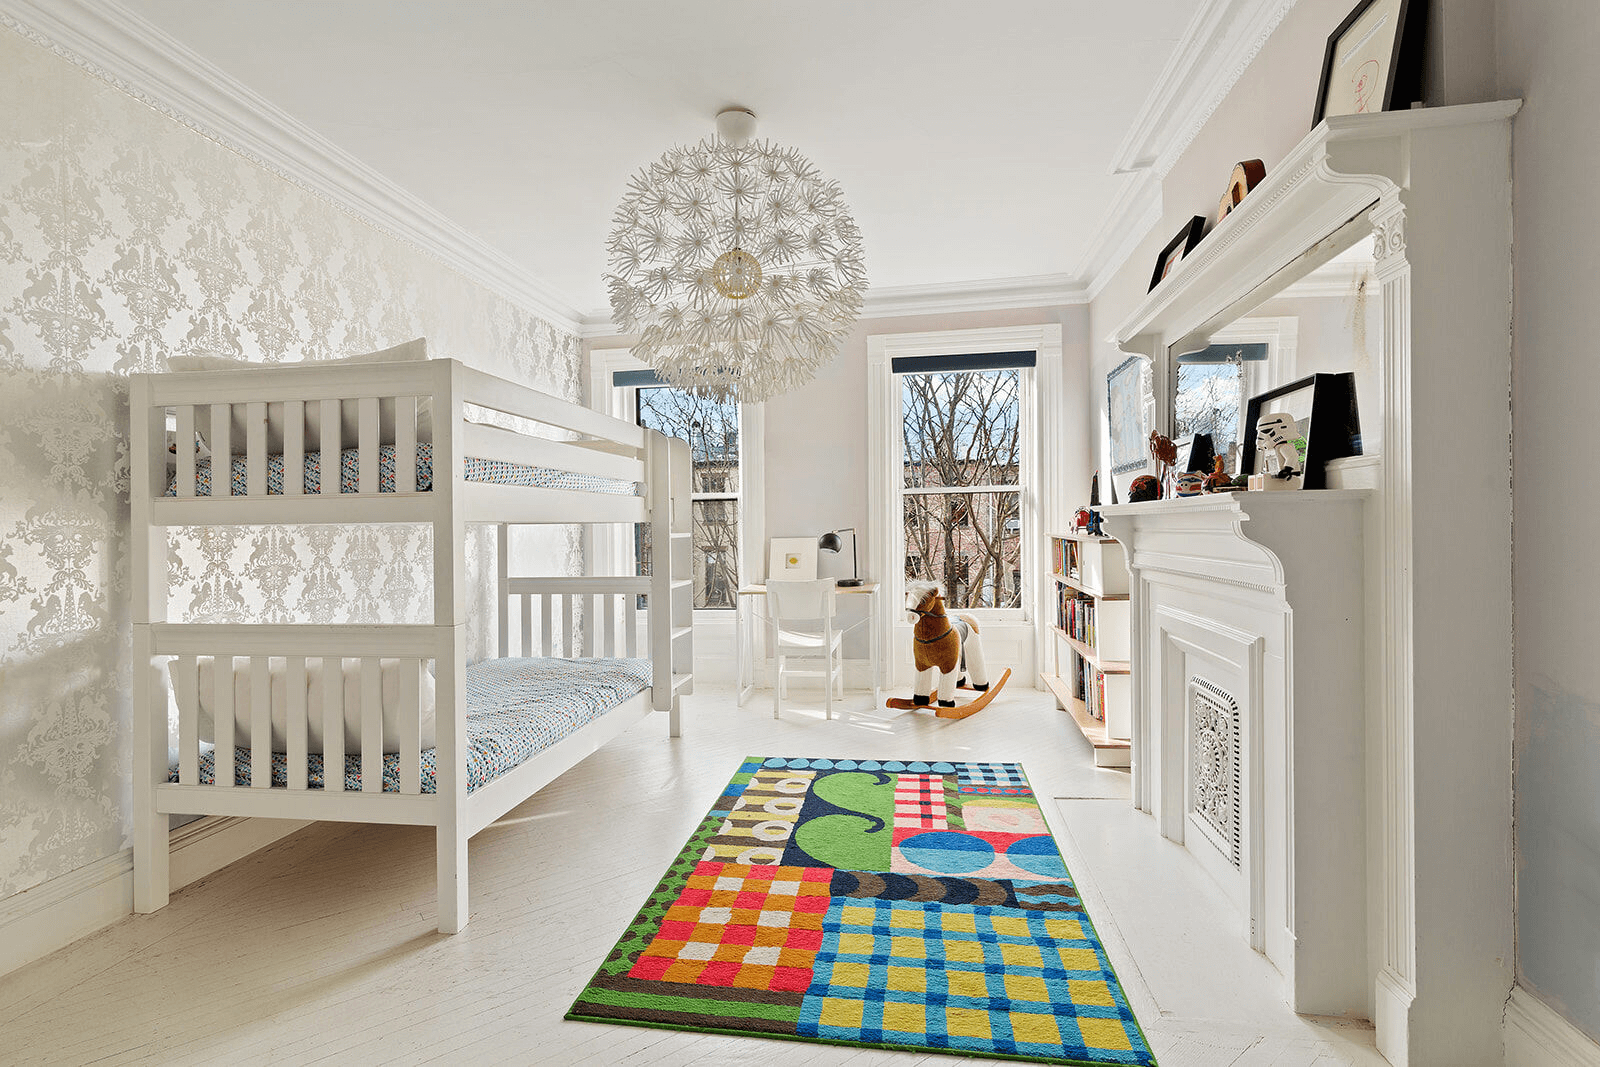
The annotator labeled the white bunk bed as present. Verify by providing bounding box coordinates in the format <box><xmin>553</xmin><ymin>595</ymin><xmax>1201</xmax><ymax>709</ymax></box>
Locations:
<box><xmin>128</xmin><ymin>356</ymin><xmax>694</xmax><ymax>933</ymax></box>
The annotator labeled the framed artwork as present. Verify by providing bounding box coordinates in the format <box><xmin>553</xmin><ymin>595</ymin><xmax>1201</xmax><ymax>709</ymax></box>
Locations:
<box><xmin>767</xmin><ymin>537</ymin><xmax>818</xmax><ymax>581</ymax></box>
<box><xmin>1149</xmin><ymin>216</ymin><xmax>1207</xmax><ymax>291</ymax></box>
<box><xmin>1313</xmin><ymin>0</ymin><xmax>1428</xmax><ymax>125</ymax></box>
<box><xmin>1173</xmin><ymin>433</ymin><xmax>1216</xmax><ymax>475</ymax></box>
<box><xmin>1107</xmin><ymin>356</ymin><xmax>1150</xmax><ymax>477</ymax></box>
<box><xmin>1240</xmin><ymin>373</ymin><xmax>1362</xmax><ymax>490</ymax></box>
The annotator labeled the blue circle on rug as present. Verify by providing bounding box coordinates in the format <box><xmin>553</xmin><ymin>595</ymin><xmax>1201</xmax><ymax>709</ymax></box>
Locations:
<box><xmin>907</xmin><ymin>761</ymin><xmax>930</xmax><ymax>773</ymax></box>
<box><xmin>859</xmin><ymin>760</ymin><xmax>881</xmax><ymax>770</ymax></box>
<box><xmin>883</xmin><ymin>761</ymin><xmax>906</xmax><ymax>772</ymax></box>
<box><xmin>835</xmin><ymin>759</ymin><xmax>857</xmax><ymax>770</ymax></box>
<box><xmin>1005</xmin><ymin>836</ymin><xmax>1068</xmax><ymax>880</ymax></box>
<box><xmin>811</xmin><ymin>758</ymin><xmax>834</xmax><ymax>769</ymax></box>
<box><xmin>898</xmin><ymin>831</ymin><xmax>995</xmax><ymax>874</ymax></box>
<box><xmin>930</xmin><ymin>762</ymin><xmax>956</xmax><ymax>774</ymax></box>
<box><xmin>763</xmin><ymin>757</ymin><xmax>788</xmax><ymax>767</ymax></box>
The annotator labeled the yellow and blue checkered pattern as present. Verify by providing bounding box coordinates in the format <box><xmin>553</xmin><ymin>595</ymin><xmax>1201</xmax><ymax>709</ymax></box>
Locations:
<box><xmin>798</xmin><ymin>896</ymin><xmax>1150</xmax><ymax>1064</ymax></box>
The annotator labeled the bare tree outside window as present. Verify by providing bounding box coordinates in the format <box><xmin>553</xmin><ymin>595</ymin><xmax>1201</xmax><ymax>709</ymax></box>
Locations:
<box><xmin>901</xmin><ymin>369</ymin><xmax>1023</xmax><ymax>610</ymax></box>
<box><xmin>1174</xmin><ymin>357</ymin><xmax>1244</xmax><ymax>466</ymax></box>
<box><xmin>636</xmin><ymin>387</ymin><xmax>739</xmax><ymax>609</ymax></box>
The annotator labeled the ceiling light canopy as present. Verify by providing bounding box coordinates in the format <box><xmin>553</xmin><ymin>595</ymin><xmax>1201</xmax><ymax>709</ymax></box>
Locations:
<box><xmin>605</xmin><ymin>108</ymin><xmax>867</xmax><ymax>402</ymax></box>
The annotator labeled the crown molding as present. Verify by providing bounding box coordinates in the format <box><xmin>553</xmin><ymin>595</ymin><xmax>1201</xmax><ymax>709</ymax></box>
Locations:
<box><xmin>578</xmin><ymin>273</ymin><xmax>1090</xmax><ymax>339</ymax></box>
<box><xmin>860</xmin><ymin>274</ymin><xmax>1088</xmax><ymax>319</ymax></box>
<box><xmin>0</xmin><ymin>0</ymin><xmax>586</xmax><ymax>334</ymax></box>
<box><xmin>1111</xmin><ymin>0</ymin><xmax>1301</xmax><ymax>179</ymax></box>
<box><xmin>1077</xmin><ymin>171</ymin><xmax>1165</xmax><ymax>303</ymax></box>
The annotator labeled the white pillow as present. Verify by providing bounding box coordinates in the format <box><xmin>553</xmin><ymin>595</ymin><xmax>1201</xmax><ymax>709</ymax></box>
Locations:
<box><xmin>169</xmin><ymin>656</ymin><xmax>437</xmax><ymax>755</ymax></box>
<box><xmin>167</xmin><ymin>338</ymin><xmax>433</xmax><ymax>453</ymax></box>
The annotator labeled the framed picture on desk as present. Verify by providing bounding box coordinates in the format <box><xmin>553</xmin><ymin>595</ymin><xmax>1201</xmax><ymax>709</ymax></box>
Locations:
<box><xmin>767</xmin><ymin>537</ymin><xmax>818</xmax><ymax>581</ymax></box>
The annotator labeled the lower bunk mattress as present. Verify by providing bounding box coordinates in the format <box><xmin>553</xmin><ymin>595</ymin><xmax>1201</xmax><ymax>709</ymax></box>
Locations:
<box><xmin>171</xmin><ymin>656</ymin><xmax>653</xmax><ymax>794</ymax></box>
<box><xmin>164</xmin><ymin>442</ymin><xmax>639</xmax><ymax>496</ymax></box>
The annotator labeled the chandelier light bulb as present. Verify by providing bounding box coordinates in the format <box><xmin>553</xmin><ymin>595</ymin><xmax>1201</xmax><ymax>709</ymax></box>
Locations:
<box><xmin>711</xmin><ymin>248</ymin><xmax>762</xmax><ymax>299</ymax></box>
<box><xmin>605</xmin><ymin>107</ymin><xmax>867</xmax><ymax>402</ymax></box>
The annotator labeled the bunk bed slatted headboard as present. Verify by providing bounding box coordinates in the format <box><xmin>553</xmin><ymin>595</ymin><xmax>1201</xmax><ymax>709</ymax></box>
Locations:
<box><xmin>496</xmin><ymin>571</ymin><xmax>654</xmax><ymax>663</ymax></box>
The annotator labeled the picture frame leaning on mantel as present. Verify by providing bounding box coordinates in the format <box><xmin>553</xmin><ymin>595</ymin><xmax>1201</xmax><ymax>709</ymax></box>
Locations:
<box><xmin>1239</xmin><ymin>372</ymin><xmax>1362</xmax><ymax>490</ymax></box>
<box><xmin>1312</xmin><ymin>0</ymin><xmax>1429</xmax><ymax>126</ymax></box>
<box><xmin>1148</xmin><ymin>216</ymin><xmax>1207</xmax><ymax>292</ymax></box>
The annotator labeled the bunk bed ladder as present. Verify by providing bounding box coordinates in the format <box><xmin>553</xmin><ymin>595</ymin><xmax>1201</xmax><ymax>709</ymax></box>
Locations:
<box><xmin>647</xmin><ymin>430</ymin><xmax>693</xmax><ymax>736</ymax></box>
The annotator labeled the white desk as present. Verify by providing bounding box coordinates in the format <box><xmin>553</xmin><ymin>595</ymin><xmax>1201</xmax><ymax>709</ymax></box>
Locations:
<box><xmin>735</xmin><ymin>582</ymin><xmax>881</xmax><ymax>707</ymax></box>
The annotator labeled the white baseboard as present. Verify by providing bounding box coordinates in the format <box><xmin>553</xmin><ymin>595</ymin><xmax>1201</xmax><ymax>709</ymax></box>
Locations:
<box><xmin>0</xmin><ymin>815</ymin><xmax>308</xmax><ymax>979</ymax></box>
<box><xmin>1506</xmin><ymin>984</ymin><xmax>1600</xmax><ymax>1067</ymax></box>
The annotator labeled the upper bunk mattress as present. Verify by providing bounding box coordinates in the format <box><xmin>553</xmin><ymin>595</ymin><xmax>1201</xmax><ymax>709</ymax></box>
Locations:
<box><xmin>177</xmin><ymin>656</ymin><xmax>653</xmax><ymax>793</ymax></box>
<box><xmin>164</xmin><ymin>443</ymin><xmax>639</xmax><ymax>497</ymax></box>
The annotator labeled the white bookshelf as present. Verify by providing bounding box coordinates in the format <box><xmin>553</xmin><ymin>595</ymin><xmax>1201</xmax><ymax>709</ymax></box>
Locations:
<box><xmin>1043</xmin><ymin>532</ymin><xmax>1131</xmax><ymax>768</ymax></box>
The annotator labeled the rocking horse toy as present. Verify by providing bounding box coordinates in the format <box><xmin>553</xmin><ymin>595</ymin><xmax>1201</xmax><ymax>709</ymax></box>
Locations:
<box><xmin>886</xmin><ymin>580</ymin><xmax>1011</xmax><ymax>719</ymax></box>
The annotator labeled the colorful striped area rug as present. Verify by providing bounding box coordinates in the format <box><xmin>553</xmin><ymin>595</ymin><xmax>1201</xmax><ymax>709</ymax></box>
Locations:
<box><xmin>567</xmin><ymin>756</ymin><xmax>1155</xmax><ymax>1066</ymax></box>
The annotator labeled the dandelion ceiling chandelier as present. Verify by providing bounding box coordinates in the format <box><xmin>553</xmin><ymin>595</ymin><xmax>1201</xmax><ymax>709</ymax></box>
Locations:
<box><xmin>605</xmin><ymin>107</ymin><xmax>867</xmax><ymax>402</ymax></box>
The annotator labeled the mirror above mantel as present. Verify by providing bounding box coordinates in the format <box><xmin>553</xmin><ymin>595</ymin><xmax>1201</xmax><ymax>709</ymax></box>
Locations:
<box><xmin>1167</xmin><ymin>236</ymin><xmax>1381</xmax><ymax>486</ymax></box>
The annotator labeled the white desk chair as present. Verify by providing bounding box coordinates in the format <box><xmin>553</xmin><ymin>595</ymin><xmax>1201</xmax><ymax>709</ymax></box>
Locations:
<box><xmin>765</xmin><ymin>578</ymin><xmax>844</xmax><ymax>719</ymax></box>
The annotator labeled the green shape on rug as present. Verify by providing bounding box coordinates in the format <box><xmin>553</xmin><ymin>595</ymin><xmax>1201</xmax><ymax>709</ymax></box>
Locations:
<box><xmin>786</xmin><ymin>770</ymin><xmax>894</xmax><ymax>871</ymax></box>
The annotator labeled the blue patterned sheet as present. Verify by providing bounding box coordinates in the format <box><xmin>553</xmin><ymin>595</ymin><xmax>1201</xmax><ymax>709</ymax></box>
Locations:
<box><xmin>163</xmin><ymin>442</ymin><xmax>640</xmax><ymax>496</ymax></box>
<box><xmin>173</xmin><ymin>657</ymin><xmax>654</xmax><ymax>793</ymax></box>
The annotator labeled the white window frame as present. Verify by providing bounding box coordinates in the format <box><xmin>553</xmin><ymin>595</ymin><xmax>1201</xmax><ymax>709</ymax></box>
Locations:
<box><xmin>587</xmin><ymin>346</ymin><xmax>765</xmax><ymax>622</ymax></box>
<box><xmin>867</xmin><ymin>324</ymin><xmax>1065</xmax><ymax>685</ymax></box>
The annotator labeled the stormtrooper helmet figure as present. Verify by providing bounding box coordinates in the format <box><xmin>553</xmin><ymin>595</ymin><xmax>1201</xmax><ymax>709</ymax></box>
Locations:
<box><xmin>1255</xmin><ymin>412</ymin><xmax>1303</xmax><ymax>481</ymax></box>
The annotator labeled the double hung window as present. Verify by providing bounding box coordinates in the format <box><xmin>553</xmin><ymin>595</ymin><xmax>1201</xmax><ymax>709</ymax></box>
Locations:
<box><xmin>897</xmin><ymin>354</ymin><xmax>1031</xmax><ymax>612</ymax></box>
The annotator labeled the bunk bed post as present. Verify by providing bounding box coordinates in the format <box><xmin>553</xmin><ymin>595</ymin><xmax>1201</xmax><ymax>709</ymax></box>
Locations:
<box><xmin>129</xmin><ymin>375</ymin><xmax>170</xmax><ymax>913</ymax></box>
<box><xmin>645</xmin><ymin>430</ymin><xmax>674</xmax><ymax>734</ymax></box>
<box><xmin>433</xmin><ymin>360</ymin><xmax>470</xmax><ymax>934</ymax></box>
<box><xmin>495</xmin><ymin>522</ymin><xmax>509</xmax><ymax>658</ymax></box>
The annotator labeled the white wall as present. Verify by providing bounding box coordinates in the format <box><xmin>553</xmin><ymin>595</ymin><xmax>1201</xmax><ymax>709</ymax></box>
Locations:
<box><xmin>0</xmin><ymin>25</ymin><xmax>579</xmax><ymax>913</ymax></box>
<box><xmin>1496</xmin><ymin>0</ymin><xmax>1600</xmax><ymax>1044</ymax></box>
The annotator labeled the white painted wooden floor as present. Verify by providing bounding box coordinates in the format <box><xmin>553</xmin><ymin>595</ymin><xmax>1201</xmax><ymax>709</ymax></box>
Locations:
<box><xmin>0</xmin><ymin>682</ymin><xmax>1386</xmax><ymax>1066</ymax></box>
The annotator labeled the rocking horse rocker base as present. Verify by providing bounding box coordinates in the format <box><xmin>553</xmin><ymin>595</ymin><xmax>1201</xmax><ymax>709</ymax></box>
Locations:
<box><xmin>886</xmin><ymin>667</ymin><xmax>1012</xmax><ymax>718</ymax></box>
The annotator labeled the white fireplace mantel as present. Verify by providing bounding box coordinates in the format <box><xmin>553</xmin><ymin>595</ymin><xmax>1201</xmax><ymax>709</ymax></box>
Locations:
<box><xmin>1101</xmin><ymin>489</ymin><xmax>1370</xmax><ymax>1016</ymax></box>
<box><xmin>1102</xmin><ymin>101</ymin><xmax>1519</xmax><ymax>1067</ymax></box>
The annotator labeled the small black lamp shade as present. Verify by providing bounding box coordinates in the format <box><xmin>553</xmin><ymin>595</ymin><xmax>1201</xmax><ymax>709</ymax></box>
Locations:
<box><xmin>817</xmin><ymin>528</ymin><xmax>862</xmax><ymax>586</ymax></box>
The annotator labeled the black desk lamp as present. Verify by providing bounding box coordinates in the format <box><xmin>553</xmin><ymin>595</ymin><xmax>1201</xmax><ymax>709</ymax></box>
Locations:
<box><xmin>818</xmin><ymin>528</ymin><xmax>863</xmax><ymax>587</ymax></box>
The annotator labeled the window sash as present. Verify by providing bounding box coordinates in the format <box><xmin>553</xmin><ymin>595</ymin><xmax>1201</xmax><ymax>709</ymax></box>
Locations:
<box><xmin>896</xmin><ymin>365</ymin><xmax>1029</xmax><ymax>618</ymax></box>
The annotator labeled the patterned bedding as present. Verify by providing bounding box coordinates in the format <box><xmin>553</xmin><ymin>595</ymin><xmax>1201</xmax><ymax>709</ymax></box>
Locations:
<box><xmin>174</xmin><ymin>656</ymin><xmax>654</xmax><ymax>793</ymax></box>
<box><xmin>164</xmin><ymin>442</ymin><xmax>639</xmax><ymax>496</ymax></box>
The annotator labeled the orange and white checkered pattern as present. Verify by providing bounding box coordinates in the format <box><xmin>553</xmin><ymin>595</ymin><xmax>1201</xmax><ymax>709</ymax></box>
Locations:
<box><xmin>628</xmin><ymin>861</ymin><xmax>832</xmax><ymax>993</ymax></box>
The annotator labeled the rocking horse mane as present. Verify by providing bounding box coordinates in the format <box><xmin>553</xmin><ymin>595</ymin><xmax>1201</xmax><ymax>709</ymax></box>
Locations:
<box><xmin>906</xmin><ymin>580</ymin><xmax>945</xmax><ymax>615</ymax></box>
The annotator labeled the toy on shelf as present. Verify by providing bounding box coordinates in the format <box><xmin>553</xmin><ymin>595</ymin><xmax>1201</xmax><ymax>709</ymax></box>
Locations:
<box><xmin>885</xmin><ymin>581</ymin><xmax>1010</xmax><ymax>719</ymax></box>
<box><xmin>1128</xmin><ymin>474</ymin><xmax>1160</xmax><ymax>502</ymax></box>
<box><xmin>1204</xmin><ymin>455</ymin><xmax>1231</xmax><ymax>492</ymax></box>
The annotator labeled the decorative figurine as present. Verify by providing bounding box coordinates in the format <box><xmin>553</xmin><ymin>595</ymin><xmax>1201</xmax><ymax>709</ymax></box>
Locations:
<box><xmin>1203</xmin><ymin>455</ymin><xmax>1230</xmax><ymax>493</ymax></box>
<box><xmin>1255</xmin><ymin>411</ymin><xmax>1306</xmax><ymax>490</ymax></box>
<box><xmin>1175</xmin><ymin>471</ymin><xmax>1205</xmax><ymax>497</ymax></box>
<box><xmin>1128</xmin><ymin>474</ymin><xmax>1160</xmax><ymax>502</ymax></box>
<box><xmin>1072</xmin><ymin>507</ymin><xmax>1092</xmax><ymax>534</ymax></box>
<box><xmin>1148</xmin><ymin>431</ymin><xmax>1177</xmax><ymax>493</ymax></box>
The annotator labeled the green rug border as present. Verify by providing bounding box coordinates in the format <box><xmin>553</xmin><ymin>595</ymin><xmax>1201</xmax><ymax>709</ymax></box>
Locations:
<box><xmin>564</xmin><ymin>755</ymin><xmax>1159</xmax><ymax>1067</ymax></box>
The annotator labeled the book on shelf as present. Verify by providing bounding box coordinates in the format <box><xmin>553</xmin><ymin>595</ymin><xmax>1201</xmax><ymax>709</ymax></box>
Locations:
<box><xmin>1056</xmin><ymin>588</ymin><xmax>1098</xmax><ymax>648</ymax></box>
<box><xmin>1051</xmin><ymin>535</ymin><xmax>1082</xmax><ymax>582</ymax></box>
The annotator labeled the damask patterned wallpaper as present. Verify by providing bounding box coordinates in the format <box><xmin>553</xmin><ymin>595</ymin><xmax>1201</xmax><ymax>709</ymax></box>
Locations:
<box><xmin>0</xmin><ymin>26</ymin><xmax>582</xmax><ymax>902</ymax></box>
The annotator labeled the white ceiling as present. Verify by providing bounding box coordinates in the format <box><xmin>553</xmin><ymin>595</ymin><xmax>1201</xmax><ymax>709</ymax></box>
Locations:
<box><xmin>116</xmin><ymin>0</ymin><xmax>1203</xmax><ymax>320</ymax></box>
